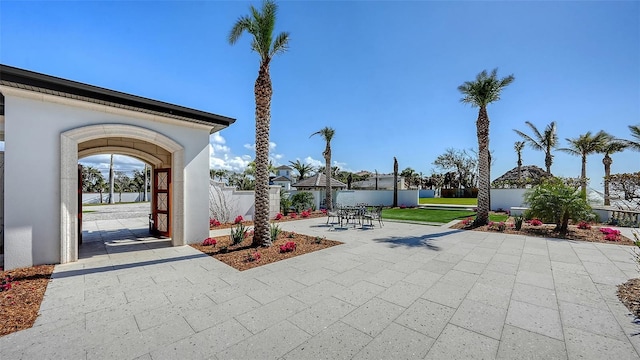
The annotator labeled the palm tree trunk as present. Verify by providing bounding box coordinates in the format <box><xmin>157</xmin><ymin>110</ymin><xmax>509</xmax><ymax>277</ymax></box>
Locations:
<box><xmin>603</xmin><ymin>155</ymin><xmax>612</xmax><ymax>206</ymax></box>
<box><xmin>324</xmin><ymin>145</ymin><xmax>332</xmax><ymax>211</ymax></box>
<box><xmin>253</xmin><ymin>62</ymin><xmax>273</xmax><ymax>247</ymax></box>
<box><xmin>545</xmin><ymin>147</ymin><xmax>552</xmax><ymax>174</ymax></box>
<box><xmin>580</xmin><ymin>154</ymin><xmax>587</xmax><ymax>198</ymax></box>
<box><xmin>475</xmin><ymin>106</ymin><xmax>490</xmax><ymax>226</ymax></box>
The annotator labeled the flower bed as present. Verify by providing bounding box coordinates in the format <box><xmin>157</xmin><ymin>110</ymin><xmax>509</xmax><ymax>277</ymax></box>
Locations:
<box><xmin>191</xmin><ymin>230</ymin><xmax>342</xmax><ymax>271</ymax></box>
<box><xmin>209</xmin><ymin>210</ymin><xmax>327</xmax><ymax>230</ymax></box>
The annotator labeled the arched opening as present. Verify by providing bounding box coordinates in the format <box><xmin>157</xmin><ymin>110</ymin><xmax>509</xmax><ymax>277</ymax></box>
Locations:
<box><xmin>78</xmin><ymin>153</ymin><xmax>163</xmax><ymax>256</ymax></box>
<box><xmin>61</xmin><ymin>124</ymin><xmax>184</xmax><ymax>264</ymax></box>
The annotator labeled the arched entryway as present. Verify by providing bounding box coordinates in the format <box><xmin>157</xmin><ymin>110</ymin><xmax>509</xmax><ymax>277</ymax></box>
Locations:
<box><xmin>61</xmin><ymin>124</ymin><xmax>184</xmax><ymax>264</ymax></box>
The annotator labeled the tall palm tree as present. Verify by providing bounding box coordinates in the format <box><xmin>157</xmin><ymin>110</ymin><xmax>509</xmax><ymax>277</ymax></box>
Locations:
<box><xmin>288</xmin><ymin>160</ymin><xmax>314</xmax><ymax>181</ymax></box>
<box><xmin>514</xmin><ymin>121</ymin><xmax>559</xmax><ymax>174</ymax></box>
<box><xmin>458</xmin><ymin>68</ymin><xmax>515</xmax><ymax>226</ymax></box>
<box><xmin>598</xmin><ymin>134</ymin><xmax>627</xmax><ymax>206</ymax></box>
<box><xmin>623</xmin><ymin>124</ymin><xmax>640</xmax><ymax>151</ymax></box>
<box><xmin>559</xmin><ymin>130</ymin><xmax>608</xmax><ymax>197</ymax></box>
<box><xmin>514</xmin><ymin>141</ymin><xmax>525</xmax><ymax>186</ymax></box>
<box><xmin>229</xmin><ymin>0</ymin><xmax>289</xmax><ymax>246</ymax></box>
<box><xmin>311</xmin><ymin>127</ymin><xmax>336</xmax><ymax>211</ymax></box>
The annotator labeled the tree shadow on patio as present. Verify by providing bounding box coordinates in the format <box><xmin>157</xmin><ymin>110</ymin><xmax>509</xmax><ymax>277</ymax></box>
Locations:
<box><xmin>371</xmin><ymin>229</ymin><xmax>463</xmax><ymax>251</ymax></box>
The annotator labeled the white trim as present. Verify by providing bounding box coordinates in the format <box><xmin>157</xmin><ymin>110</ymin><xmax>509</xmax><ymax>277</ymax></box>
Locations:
<box><xmin>0</xmin><ymin>85</ymin><xmax>223</xmax><ymax>133</ymax></box>
<box><xmin>79</xmin><ymin>146</ymin><xmax>164</xmax><ymax>167</ymax></box>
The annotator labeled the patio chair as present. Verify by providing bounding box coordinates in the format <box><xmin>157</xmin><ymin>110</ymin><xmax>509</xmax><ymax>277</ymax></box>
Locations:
<box><xmin>362</xmin><ymin>205</ymin><xmax>384</xmax><ymax>228</ymax></box>
<box><xmin>326</xmin><ymin>207</ymin><xmax>341</xmax><ymax>225</ymax></box>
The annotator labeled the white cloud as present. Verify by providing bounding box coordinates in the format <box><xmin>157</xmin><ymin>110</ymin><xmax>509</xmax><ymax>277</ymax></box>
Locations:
<box><xmin>211</xmin><ymin>132</ymin><xmax>225</xmax><ymax>145</ymax></box>
<box><xmin>304</xmin><ymin>156</ymin><xmax>323</xmax><ymax>168</ymax></box>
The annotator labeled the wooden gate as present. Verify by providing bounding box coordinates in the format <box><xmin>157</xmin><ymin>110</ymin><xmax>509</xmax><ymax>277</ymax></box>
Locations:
<box><xmin>152</xmin><ymin>168</ymin><xmax>171</xmax><ymax>237</ymax></box>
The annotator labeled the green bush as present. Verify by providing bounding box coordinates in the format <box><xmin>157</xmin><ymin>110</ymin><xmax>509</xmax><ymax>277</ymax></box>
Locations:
<box><xmin>523</xmin><ymin>177</ymin><xmax>594</xmax><ymax>232</ymax></box>
<box><xmin>280</xmin><ymin>190</ymin><xmax>292</xmax><ymax>215</ymax></box>
<box><xmin>270</xmin><ymin>223</ymin><xmax>282</xmax><ymax>242</ymax></box>
<box><xmin>230</xmin><ymin>223</ymin><xmax>248</xmax><ymax>245</ymax></box>
<box><xmin>514</xmin><ymin>214</ymin><xmax>524</xmax><ymax>231</ymax></box>
<box><xmin>291</xmin><ymin>192</ymin><xmax>315</xmax><ymax>212</ymax></box>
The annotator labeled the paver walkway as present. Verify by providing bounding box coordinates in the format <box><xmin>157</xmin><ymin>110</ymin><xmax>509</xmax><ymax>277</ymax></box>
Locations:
<box><xmin>1</xmin><ymin>217</ymin><xmax>640</xmax><ymax>359</ymax></box>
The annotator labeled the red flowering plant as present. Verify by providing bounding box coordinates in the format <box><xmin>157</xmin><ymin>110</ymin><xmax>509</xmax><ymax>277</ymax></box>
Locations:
<box><xmin>1</xmin><ymin>275</ymin><xmax>13</xmax><ymax>292</ymax></box>
<box><xmin>202</xmin><ymin>237</ymin><xmax>217</xmax><ymax>247</ymax></box>
<box><xmin>301</xmin><ymin>210</ymin><xmax>311</xmax><ymax>218</ymax></box>
<box><xmin>461</xmin><ymin>217</ymin><xmax>474</xmax><ymax>227</ymax></box>
<box><xmin>289</xmin><ymin>212</ymin><xmax>297</xmax><ymax>219</ymax></box>
<box><xmin>577</xmin><ymin>221</ymin><xmax>591</xmax><ymax>230</ymax></box>
<box><xmin>274</xmin><ymin>213</ymin><xmax>283</xmax><ymax>220</ymax></box>
<box><xmin>210</xmin><ymin>218</ymin><xmax>221</xmax><ymax>228</ymax></box>
<box><xmin>528</xmin><ymin>219</ymin><xmax>543</xmax><ymax>226</ymax></box>
<box><xmin>279</xmin><ymin>241</ymin><xmax>296</xmax><ymax>253</ymax></box>
<box><xmin>600</xmin><ymin>227</ymin><xmax>621</xmax><ymax>241</ymax></box>
<box><xmin>246</xmin><ymin>251</ymin><xmax>261</xmax><ymax>262</ymax></box>
<box><xmin>321</xmin><ymin>209</ymin><xmax>327</xmax><ymax>214</ymax></box>
<box><xmin>234</xmin><ymin>215</ymin><xmax>244</xmax><ymax>224</ymax></box>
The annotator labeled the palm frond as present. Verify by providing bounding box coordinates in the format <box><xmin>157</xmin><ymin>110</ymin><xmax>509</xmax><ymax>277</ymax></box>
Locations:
<box><xmin>513</xmin><ymin>129</ymin><xmax>543</xmax><ymax>151</ymax></box>
<box><xmin>558</xmin><ymin>147</ymin><xmax>579</xmax><ymax>156</ymax></box>
<box><xmin>270</xmin><ymin>32</ymin><xmax>290</xmax><ymax>57</ymax></box>
<box><xmin>228</xmin><ymin>16</ymin><xmax>253</xmax><ymax>45</ymax></box>
<box><xmin>524</xmin><ymin>121</ymin><xmax>544</xmax><ymax>142</ymax></box>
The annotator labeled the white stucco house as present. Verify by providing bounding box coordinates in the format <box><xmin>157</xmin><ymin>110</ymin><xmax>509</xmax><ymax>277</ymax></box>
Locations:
<box><xmin>271</xmin><ymin>165</ymin><xmax>293</xmax><ymax>190</ymax></box>
<box><xmin>0</xmin><ymin>65</ymin><xmax>235</xmax><ymax>270</ymax></box>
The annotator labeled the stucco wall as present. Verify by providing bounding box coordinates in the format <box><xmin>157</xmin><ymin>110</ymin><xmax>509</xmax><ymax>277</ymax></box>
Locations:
<box><xmin>490</xmin><ymin>188</ymin><xmax>529</xmax><ymax>211</ymax></box>
<box><xmin>209</xmin><ymin>182</ymin><xmax>280</xmax><ymax>226</ymax></box>
<box><xmin>335</xmin><ymin>190</ymin><xmax>419</xmax><ymax>207</ymax></box>
<box><xmin>3</xmin><ymin>93</ymin><xmax>212</xmax><ymax>269</ymax></box>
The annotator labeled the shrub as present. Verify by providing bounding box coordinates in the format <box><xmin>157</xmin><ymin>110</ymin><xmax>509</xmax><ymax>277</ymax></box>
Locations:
<box><xmin>289</xmin><ymin>212</ymin><xmax>297</xmax><ymax>218</ymax></box>
<box><xmin>514</xmin><ymin>215</ymin><xmax>524</xmax><ymax>231</ymax></box>
<box><xmin>461</xmin><ymin>217</ymin><xmax>474</xmax><ymax>227</ymax></box>
<box><xmin>523</xmin><ymin>177</ymin><xmax>594</xmax><ymax>232</ymax></box>
<box><xmin>234</xmin><ymin>215</ymin><xmax>244</xmax><ymax>224</ymax></box>
<box><xmin>301</xmin><ymin>210</ymin><xmax>311</xmax><ymax>218</ymax></box>
<box><xmin>274</xmin><ymin>213</ymin><xmax>283</xmax><ymax>220</ymax></box>
<box><xmin>230</xmin><ymin>223</ymin><xmax>248</xmax><ymax>245</ymax></box>
<box><xmin>577</xmin><ymin>221</ymin><xmax>591</xmax><ymax>230</ymax></box>
<box><xmin>1</xmin><ymin>275</ymin><xmax>13</xmax><ymax>292</ymax></box>
<box><xmin>210</xmin><ymin>218</ymin><xmax>221</xmax><ymax>228</ymax></box>
<box><xmin>529</xmin><ymin>219</ymin><xmax>543</xmax><ymax>226</ymax></box>
<box><xmin>279</xmin><ymin>241</ymin><xmax>296</xmax><ymax>253</ymax></box>
<box><xmin>280</xmin><ymin>191</ymin><xmax>292</xmax><ymax>215</ymax></box>
<box><xmin>291</xmin><ymin>192</ymin><xmax>315</xmax><ymax>213</ymax></box>
<box><xmin>270</xmin><ymin>223</ymin><xmax>282</xmax><ymax>242</ymax></box>
<box><xmin>599</xmin><ymin>227</ymin><xmax>621</xmax><ymax>236</ymax></box>
<box><xmin>246</xmin><ymin>251</ymin><xmax>261</xmax><ymax>262</ymax></box>
<box><xmin>202</xmin><ymin>237</ymin><xmax>217</xmax><ymax>246</ymax></box>
<box><xmin>604</xmin><ymin>233</ymin><xmax>620</xmax><ymax>241</ymax></box>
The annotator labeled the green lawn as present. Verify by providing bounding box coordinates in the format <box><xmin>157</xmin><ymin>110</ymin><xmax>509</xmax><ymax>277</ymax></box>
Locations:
<box><xmin>419</xmin><ymin>197</ymin><xmax>478</xmax><ymax>205</ymax></box>
<box><xmin>382</xmin><ymin>208</ymin><xmax>508</xmax><ymax>224</ymax></box>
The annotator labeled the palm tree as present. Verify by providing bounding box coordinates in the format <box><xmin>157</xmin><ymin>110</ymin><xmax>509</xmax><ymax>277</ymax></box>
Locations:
<box><xmin>599</xmin><ymin>134</ymin><xmax>627</xmax><ymax>206</ymax></box>
<box><xmin>229</xmin><ymin>0</ymin><xmax>289</xmax><ymax>247</ymax></box>
<box><xmin>514</xmin><ymin>121</ymin><xmax>558</xmax><ymax>174</ymax></box>
<box><xmin>288</xmin><ymin>160</ymin><xmax>314</xmax><ymax>181</ymax></box>
<box><xmin>623</xmin><ymin>124</ymin><xmax>640</xmax><ymax>151</ymax></box>
<box><xmin>311</xmin><ymin>127</ymin><xmax>336</xmax><ymax>211</ymax></box>
<box><xmin>559</xmin><ymin>130</ymin><xmax>608</xmax><ymax>197</ymax></box>
<box><xmin>514</xmin><ymin>141</ymin><xmax>525</xmax><ymax>186</ymax></box>
<box><xmin>458</xmin><ymin>68</ymin><xmax>515</xmax><ymax>226</ymax></box>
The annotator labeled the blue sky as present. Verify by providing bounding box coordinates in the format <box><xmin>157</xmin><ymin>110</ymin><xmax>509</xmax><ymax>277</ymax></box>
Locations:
<box><xmin>1</xmin><ymin>1</ymin><xmax>638</xmax><ymax>190</ymax></box>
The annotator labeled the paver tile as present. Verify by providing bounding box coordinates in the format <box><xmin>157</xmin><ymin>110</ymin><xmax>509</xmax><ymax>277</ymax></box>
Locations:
<box><xmin>283</xmin><ymin>321</ymin><xmax>372</xmax><ymax>360</ymax></box>
<box><xmin>425</xmin><ymin>324</ymin><xmax>499</xmax><ymax>360</ymax></box>
<box><xmin>341</xmin><ymin>298</ymin><xmax>406</xmax><ymax>337</ymax></box>
<box><xmin>506</xmin><ymin>300</ymin><xmax>564</xmax><ymax>340</ymax></box>
<box><xmin>353</xmin><ymin>322</ymin><xmax>434</xmax><ymax>360</ymax></box>
<box><xmin>394</xmin><ymin>298</ymin><xmax>455</xmax><ymax>338</ymax></box>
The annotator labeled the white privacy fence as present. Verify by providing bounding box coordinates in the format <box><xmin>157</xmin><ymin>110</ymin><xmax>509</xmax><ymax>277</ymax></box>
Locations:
<box><xmin>209</xmin><ymin>180</ymin><xmax>280</xmax><ymax>222</ymax></box>
<box><xmin>335</xmin><ymin>190</ymin><xmax>419</xmax><ymax>207</ymax></box>
<box><xmin>82</xmin><ymin>192</ymin><xmax>150</xmax><ymax>204</ymax></box>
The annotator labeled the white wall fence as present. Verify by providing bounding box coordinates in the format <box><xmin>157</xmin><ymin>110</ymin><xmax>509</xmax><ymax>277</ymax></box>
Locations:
<box><xmin>286</xmin><ymin>190</ymin><xmax>324</xmax><ymax>210</ymax></box>
<box><xmin>335</xmin><ymin>190</ymin><xmax>419</xmax><ymax>207</ymax></box>
<box><xmin>490</xmin><ymin>189</ymin><xmax>528</xmax><ymax>211</ymax></box>
<box><xmin>209</xmin><ymin>181</ymin><xmax>280</xmax><ymax>222</ymax></box>
<box><xmin>419</xmin><ymin>189</ymin><xmax>435</xmax><ymax>198</ymax></box>
<box><xmin>82</xmin><ymin>192</ymin><xmax>150</xmax><ymax>204</ymax></box>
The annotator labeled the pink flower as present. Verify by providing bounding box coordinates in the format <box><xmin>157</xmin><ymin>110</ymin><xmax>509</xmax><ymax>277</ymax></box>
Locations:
<box><xmin>234</xmin><ymin>215</ymin><xmax>244</xmax><ymax>224</ymax></box>
<box><xmin>202</xmin><ymin>237</ymin><xmax>217</xmax><ymax>246</ymax></box>
<box><xmin>274</xmin><ymin>213</ymin><xmax>283</xmax><ymax>220</ymax></box>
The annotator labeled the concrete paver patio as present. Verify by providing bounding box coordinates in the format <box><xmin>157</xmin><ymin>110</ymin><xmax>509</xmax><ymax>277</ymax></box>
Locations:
<box><xmin>1</xmin><ymin>217</ymin><xmax>640</xmax><ymax>359</ymax></box>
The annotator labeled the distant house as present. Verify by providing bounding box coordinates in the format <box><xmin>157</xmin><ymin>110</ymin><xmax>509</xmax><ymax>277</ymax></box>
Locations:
<box><xmin>291</xmin><ymin>173</ymin><xmax>347</xmax><ymax>191</ymax></box>
<box><xmin>272</xmin><ymin>165</ymin><xmax>293</xmax><ymax>190</ymax></box>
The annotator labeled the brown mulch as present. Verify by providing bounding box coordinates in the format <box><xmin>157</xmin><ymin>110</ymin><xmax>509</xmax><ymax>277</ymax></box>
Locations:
<box><xmin>191</xmin><ymin>230</ymin><xmax>342</xmax><ymax>271</ymax></box>
<box><xmin>450</xmin><ymin>221</ymin><xmax>634</xmax><ymax>246</ymax></box>
<box><xmin>0</xmin><ymin>264</ymin><xmax>54</xmax><ymax>337</ymax></box>
<box><xmin>618</xmin><ymin>278</ymin><xmax>640</xmax><ymax>319</ymax></box>
<box><xmin>210</xmin><ymin>211</ymin><xmax>327</xmax><ymax>230</ymax></box>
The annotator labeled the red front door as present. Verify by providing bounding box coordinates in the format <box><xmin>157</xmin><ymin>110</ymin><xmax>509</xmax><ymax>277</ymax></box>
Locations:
<box><xmin>152</xmin><ymin>168</ymin><xmax>171</xmax><ymax>237</ymax></box>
